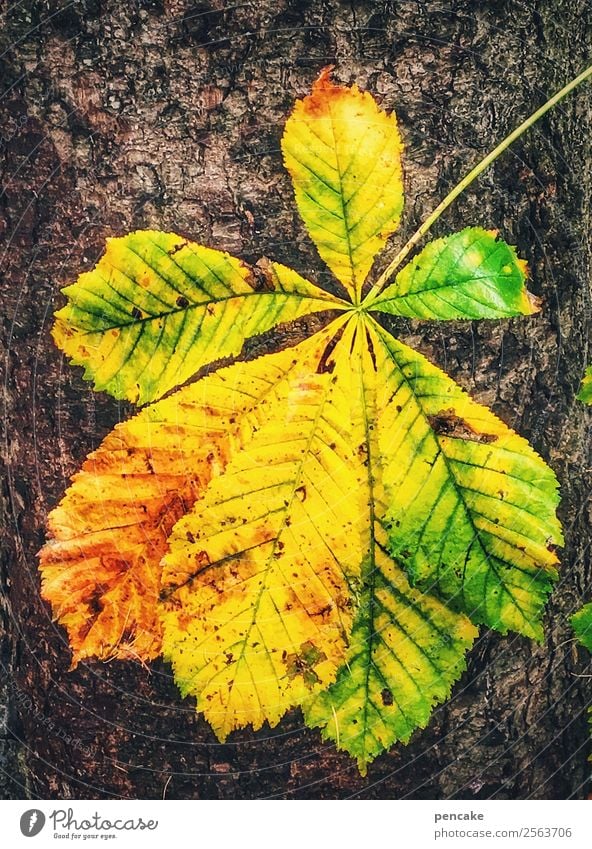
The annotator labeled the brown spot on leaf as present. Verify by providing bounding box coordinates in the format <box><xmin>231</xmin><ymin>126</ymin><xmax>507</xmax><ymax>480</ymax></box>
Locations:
<box><xmin>317</xmin><ymin>323</ymin><xmax>346</xmax><ymax>374</ymax></box>
<box><xmin>316</xmin><ymin>356</ymin><xmax>336</xmax><ymax>375</ymax></box>
<box><xmin>365</xmin><ymin>327</ymin><xmax>377</xmax><ymax>370</ymax></box>
<box><xmin>245</xmin><ymin>259</ymin><xmax>276</xmax><ymax>292</ymax></box>
<box><xmin>428</xmin><ymin>408</ymin><xmax>498</xmax><ymax>443</ymax></box>
<box><xmin>168</xmin><ymin>239</ymin><xmax>188</xmax><ymax>256</ymax></box>
<box><xmin>86</xmin><ymin>591</ymin><xmax>104</xmax><ymax>616</ymax></box>
<box><xmin>314</xmin><ymin>602</ymin><xmax>333</xmax><ymax>619</ymax></box>
<box><xmin>285</xmin><ymin>640</ymin><xmax>328</xmax><ymax>688</ymax></box>
<box><xmin>381</xmin><ymin>688</ymin><xmax>394</xmax><ymax>706</ymax></box>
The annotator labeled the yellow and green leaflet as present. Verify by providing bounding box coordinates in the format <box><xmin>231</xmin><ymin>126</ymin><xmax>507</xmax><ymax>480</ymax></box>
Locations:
<box><xmin>305</xmin><ymin>534</ymin><xmax>478</xmax><ymax>774</ymax></box>
<box><xmin>43</xmin><ymin>69</ymin><xmax>566</xmax><ymax>771</ymax></box>
<box><xmin>304</xmin><ymin>322</ymin><xmax>478</xmax><ymax>774</ymax></box>
<box><xmin>372</xmin><ymin>320</ymin><xmax>561</xmax><ymax>640</ymax></box>
<box><xmin>578</xmin><ymin>366</ymin><xmax>592</xmax><ymax>403</ymax></box>
<box><xmin>281</xmin><ymin>68</ymin><xmax>404</xmax><ymax>303</ymax></box>
<box><xmin>54</xmin><ymin>231</ymin><xmax>344</xmax><ymax>404</ymax></box>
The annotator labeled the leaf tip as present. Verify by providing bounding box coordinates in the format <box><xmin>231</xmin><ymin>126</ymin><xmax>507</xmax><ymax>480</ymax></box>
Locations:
<box><xmin>525</xmin><ymin>289</ymin><xmax>542</xmax><ymax>314</ymax></box>
<box><xmin>356</xmin><ymin>758</ymin><xmax>369</xmax><ymax>778</ymax></box>
<box><xmin>305</xmin><ymin>65</ymin><xmax>344</xmax><ymax>109</ymax></box>
<box><xmin>306</xmin><ymin>65</ymin><xmax>367</xmax><ymax>108</ymax></box>
<box><xmin>315</xmin><ymin>64</ymin><xmax>336</xmax><ymax>89</ymax></box>
<box><xmin>511</xmin><ymin>253</ymin><xmax>542</xmax><ymax>316</ymax></box>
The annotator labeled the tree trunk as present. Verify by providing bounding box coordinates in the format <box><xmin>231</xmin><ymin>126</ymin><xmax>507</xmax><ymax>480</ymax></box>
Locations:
<box><xmin>2</xmin><ymin>0</ymin><xmax>591</xmax><ymax>799</ymax></box>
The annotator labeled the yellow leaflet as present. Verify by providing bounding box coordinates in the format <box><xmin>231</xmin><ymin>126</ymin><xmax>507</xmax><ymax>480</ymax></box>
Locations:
<box><xmin>282</xmin><ymin>68</ymin><xmax>404</xmax><ymax>303</ymax></box>
<box><xmin>39</xmin><ymin>325</ymin><xmax>345</xmax><ymax>665</ymax></box>
<box><xmin>53</xmin><ymin>230</ymin><xmax>344</xmax><ymax>404</ymax></box>
<box><xmin>304</xmin><ymin>320</ymin><xmax>477</xmax><ymax>773</ymax></box>
<box><xmin>160</xmin><ymin>319</ymin><xmax>366</xmax><ymax>739</ymax></box>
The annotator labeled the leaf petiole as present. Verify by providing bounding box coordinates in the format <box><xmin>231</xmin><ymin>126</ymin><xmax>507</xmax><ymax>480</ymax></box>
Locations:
<box><xmin>364</xmin><ymin>62</ymin><xmax>592</xmax><ymax>305</ymax></box>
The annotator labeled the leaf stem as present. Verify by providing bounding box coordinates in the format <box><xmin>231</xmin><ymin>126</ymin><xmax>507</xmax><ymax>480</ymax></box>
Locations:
<box><xmin>364</xmin><ymin>62</ymin><xmax>592</xmax><ymax>305</ymax></box>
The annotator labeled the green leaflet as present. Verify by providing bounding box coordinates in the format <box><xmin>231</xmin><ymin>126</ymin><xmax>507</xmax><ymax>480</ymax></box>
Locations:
<box><xmin>572</xmin><ymin>603</ymin><xmax>592</xmax><ymax>653</ymax></box>
<box><xmin>571</xmin><ymin>602</ymin><xmax>592</xmax><ymax>757</ymax></box>
<box><xmin>370</xmin><ymin>228</ymin><xmax>538</xmax><ymax>319</ymax></box>
<box><xmin>53</xmin><ymin>230</ymin><xmax>344</xmax><ymax>404</ymax></box>
<box><xmin>578</xmin><ymin>367</ymin><xmax>592</xmax><ymax>403</ymax></box>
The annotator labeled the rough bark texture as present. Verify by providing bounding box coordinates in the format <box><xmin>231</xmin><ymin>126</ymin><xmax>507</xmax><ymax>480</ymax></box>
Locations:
<box><xmin>1</xmin><ymin>0</ymin><xmax>591</xmax><ymax>799</ymax></box>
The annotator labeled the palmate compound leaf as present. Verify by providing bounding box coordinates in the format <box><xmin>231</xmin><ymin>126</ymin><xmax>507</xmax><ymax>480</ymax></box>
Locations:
<box><xmin>53</xmin><ymin>229</ymin><xmax>344</xmax><ymax>404</ymax></box>
<box><xmin>43</xmin><ymin>69</ymin><xmax>564</xmax><ymax>772</ymax></box>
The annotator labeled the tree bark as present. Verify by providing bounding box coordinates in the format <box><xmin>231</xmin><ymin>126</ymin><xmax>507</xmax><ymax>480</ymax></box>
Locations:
<box><xmin>1</xmin><ymin>0</ymin><xmax>591</xmax><ymax>799</ymax></box>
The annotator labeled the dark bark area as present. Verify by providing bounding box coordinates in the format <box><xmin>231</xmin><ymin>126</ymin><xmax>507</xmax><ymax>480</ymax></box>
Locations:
<box><xmin>1</xmin><ymin>0</ymin><xmax>591</xmax><ymax>799</ymax></box>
